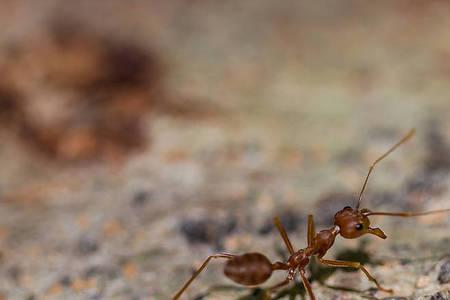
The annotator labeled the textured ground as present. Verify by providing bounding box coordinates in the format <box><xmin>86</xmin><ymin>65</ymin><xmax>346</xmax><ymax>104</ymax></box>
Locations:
<box><xmin>0</xmin><ymin>1</ymin><xmax>449</xmax><ymax>300</ymax></box>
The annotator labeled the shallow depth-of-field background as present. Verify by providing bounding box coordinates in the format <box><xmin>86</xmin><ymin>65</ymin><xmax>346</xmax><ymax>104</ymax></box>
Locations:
<box><xmin>0</xmin><ymin>1</ymin><xmax>449</xmax><ymax>299</ymax></box>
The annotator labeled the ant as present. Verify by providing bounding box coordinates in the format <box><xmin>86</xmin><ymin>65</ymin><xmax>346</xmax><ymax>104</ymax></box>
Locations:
<box><xmin>173</xmin><ymin>129</ymin><xmax>450</xmax><ymax>300</ymax></box>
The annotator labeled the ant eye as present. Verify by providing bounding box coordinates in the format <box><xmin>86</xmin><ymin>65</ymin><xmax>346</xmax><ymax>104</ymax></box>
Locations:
<box><xmin>355</xmin><ymin>223</ymin><xmax>363</xmax><ymax>230</ymax></box>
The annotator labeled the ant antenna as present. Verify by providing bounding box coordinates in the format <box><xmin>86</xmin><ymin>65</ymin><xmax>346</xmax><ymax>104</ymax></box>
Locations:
<box><xmin>364</xmin><ymin>208</ymin><xmax>450</xmax><ymax>217</ymax></box>
<box><xmin>356</xmin><ymin>129</ymin><xmax>416</xmax><ymax>209</ymax></box>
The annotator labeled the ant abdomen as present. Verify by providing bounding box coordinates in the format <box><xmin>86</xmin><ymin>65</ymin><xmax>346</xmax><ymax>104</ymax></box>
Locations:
<box><xmin>224</xmin><ymin>252</ymin><xmax>273</xmax><ymax>286</ymax></box>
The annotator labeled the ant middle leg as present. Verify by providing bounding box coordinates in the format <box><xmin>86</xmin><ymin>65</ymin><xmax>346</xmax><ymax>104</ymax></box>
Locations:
<box><xmin>273</xmin><ymin>216</ymin><xmax>295</xmax><ymax>254</ymax></box>
<box><xmin>307</xmin><ymin>215</ymin><xmax>315</xmax><ymax>247</ymax></box>
<box><xmin>172</xmin><ymin>253</ymin><xmax>235</xmax><ymax>300</ymax></box>
<box><xmin>318</xmin><ymin>258</ymin><xmax>393</xmax><ymax>293</ymax></box>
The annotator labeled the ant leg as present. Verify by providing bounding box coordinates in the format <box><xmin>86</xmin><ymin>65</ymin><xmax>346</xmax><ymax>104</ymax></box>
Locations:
<box><xmin>262</xmin><ymin>278</ymin><xmax>291</xmax><ymax>300</ymax></box>
<box><xmin>307</xmin><ymin>215</ymin><xmax>315</xmax><ymax>247</ymax></box>
<box><xmin>261</xmin><ymin>263</ymin><xmax>291</xmax><ymax>300</ymax></box>
<box><xmin>172</xmin><ymin>253</ymin><xmax>235</xmax><ymax>300</ymax></box>
<box><xmin>273</xmin><ymin>216</ymin><xmax>295</xmax><ymax>254</ymax></box>
<box><xmin>299</xmin><ymin>269</ymin><xmax>316</xmax><ymax>300</ymax></box>
<box><xmin>268</xmin><ymin>278</ymin><xmax>291</xmax><ymax>291</ymax></box>
<box><xmin>318</xmin><ymin>258</ymin><xmax>393</xmax><ymax>293</ymax></box>
<box><xmin>356</xmin><ymin>129</ymin><xmax>415</xmax><ymax>209</ymax></box>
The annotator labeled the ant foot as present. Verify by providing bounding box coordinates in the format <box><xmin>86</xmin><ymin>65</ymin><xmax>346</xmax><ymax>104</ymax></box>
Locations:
<box><xmin>364</xmin><ymin>287</ymin><xmax>394</xmax><ymax>296</ymax></box>
<box><xmin>262</xmin><ymin>290</ymin><xmax>273</xmax><ymax>300</ymax></box>
<box><xmin>379</xmin><ymin>287</ymin><xmax>394</xmax><ymax>294</ymax></box>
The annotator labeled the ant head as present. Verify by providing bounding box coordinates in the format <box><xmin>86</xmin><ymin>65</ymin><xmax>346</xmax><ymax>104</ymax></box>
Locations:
<box><xmin>333</xmin><ymin>206</ymin><xmax>386</xmax><ymax>240</ymax></box>
<box><xmin>332</xmin><ymin>129</ymin><xmax>416</xmax><ymax>240</ymax></box>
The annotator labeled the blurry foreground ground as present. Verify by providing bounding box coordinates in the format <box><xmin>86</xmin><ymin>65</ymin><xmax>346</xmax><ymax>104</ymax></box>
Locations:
<box><xmin>0</xmin><ymin>1</ymin><xmax>449</xmax><ymax>299</ymax></box>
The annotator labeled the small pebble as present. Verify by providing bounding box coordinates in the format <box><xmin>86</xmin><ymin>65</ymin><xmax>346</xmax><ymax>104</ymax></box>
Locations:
<box><xmin>179</xmin><ymin>216</ymin><xmax>236</xmax><ymax>249</ymax></box>
<box><xmin>84</xmin><ymin>265</ymin><xmax>119</xmax><ymax>279</ymax></box>
<box><xmin>416</xmin><ymin>274</ymin><xmax>431</xmax><ymax>288</ymax></box>
<box><xmin>438</xmin><ymin>258</ymin><xmax>450</xmax><ymax>284</ymax></box>
<box><xmin>132</xmin><ymin>190</ymin><xmax>151</xmax><ymax>207</ymax></box>
<box><xmin>77</xmin><ymin>236</ymin><xmax>99</xmax><ymax>255</ymax></box>
<box><xmin>424</xmin><ymin>122</ymin><xmax>450</xmax><ymax>173</ymax></box>
<box><xmin>59</xmin><ymin>275</ymin><xmax>72</xmax><ymax>287</ymax></box>
<box><xmin>259</xmin><ymin>209</ymin><xmax>305</xmax><ymax>235</ymax></box>
<box><xmin>7</xmin><ymin>265</ymin><xmax>22</xmax><ymax>282</ymax></box>
<box><xmin>431</xmin><ymin>292</ymin><xmax>447</xmax><ymax>300</ymax></box>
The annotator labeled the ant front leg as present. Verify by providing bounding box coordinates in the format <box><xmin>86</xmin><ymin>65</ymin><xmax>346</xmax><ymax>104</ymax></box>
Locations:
<box><xmin>172</xmin><ymin>253</ymin><xmax>235</xmax><ymax>300</ymax></box>
<box><xmin>317</xmin><ymin>258</ymin><xmax>393</xmax><ymax>293</ymax></box>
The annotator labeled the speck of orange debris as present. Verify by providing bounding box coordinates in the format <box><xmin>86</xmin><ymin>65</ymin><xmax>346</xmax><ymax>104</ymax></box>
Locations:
<box><xmin>71</xmin><ymin>277</ymin><xmax>97</xmax><ymax>293</ymax></box>
<box><xmin>122</xmin><ymin>262</ymin><xmax>138</xmax><ymax>279</ymax></box>
<box><xmin>103</xmin><ymin>219</ymin><xmax>124</xmax><ymax>237</ymax></box>
<box><xmin>47</xmin><ymin>283</ymin><xmax>63</xmax><ymax>296</ymax></box>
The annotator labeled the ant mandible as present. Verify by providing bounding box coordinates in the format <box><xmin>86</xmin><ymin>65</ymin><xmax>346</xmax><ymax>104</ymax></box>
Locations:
<box><xmin>173</xmin><ymin>129</ymin><xmax>450</xmax><ymax>300</ymax></box>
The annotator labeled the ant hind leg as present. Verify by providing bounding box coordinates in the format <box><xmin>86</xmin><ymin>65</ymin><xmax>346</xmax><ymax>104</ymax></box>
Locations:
<box><xmin>299</xmin><ymin>269</ymin><xmax>316</xmax><ymax>300</ymax></box>
<box><xmin>172</xmin><ymin>253</ymin><xmax>235</xmax><ymax>300</ymax></box>
<box><xmin>262</xmin><ymin>278</ymin><xmax>291</xmax><ymax>300</ymax></box>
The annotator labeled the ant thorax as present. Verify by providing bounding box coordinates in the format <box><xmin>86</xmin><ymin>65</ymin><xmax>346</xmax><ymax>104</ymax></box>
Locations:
<box><xmin>310</xmin><ymin>226</ymin><xmax>339</xmax><ymax>258</ymax></box>
<box><xmin>287</xmin><ymin>249</ymin><xmax>310</xmax><ymax>268</ymax></box>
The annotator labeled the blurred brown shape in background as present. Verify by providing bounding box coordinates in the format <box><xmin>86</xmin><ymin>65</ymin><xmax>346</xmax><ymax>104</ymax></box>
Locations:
<box><xmin>0</xmin><ymin>19</ymin><xmax>164</xmax><ymax>163</ymax></box>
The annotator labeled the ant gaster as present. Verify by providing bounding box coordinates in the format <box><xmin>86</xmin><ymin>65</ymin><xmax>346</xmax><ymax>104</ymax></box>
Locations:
<box><xmin>173</xmin><ymin>129</ymin><xmax>450</xmax><ymax>300</ymax></box>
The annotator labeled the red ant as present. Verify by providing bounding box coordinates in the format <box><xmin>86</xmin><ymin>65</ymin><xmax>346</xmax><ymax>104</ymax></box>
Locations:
<box><xmin>173</xmin><ymin>129</ymin><xmax>450</xmax><ymax>300</ymax></box>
